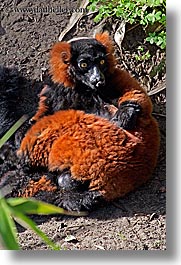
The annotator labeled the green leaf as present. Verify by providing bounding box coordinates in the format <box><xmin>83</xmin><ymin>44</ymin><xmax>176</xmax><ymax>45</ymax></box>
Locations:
<box><xmin>0</xmin><ymin>197</ymin><xmax>20</xmax><ymax>250</ymax></box>
<box><xmin>13</xmin><ymin>210</ymin><xmax>60</xmax><ymax>250</ymax></box>
<box><xmin>129</xmin><ymin>18</ymin><xmax>135</xmax><ymax>24</ymax></box>
<box><xmin>146</xmin><ymin>13</ymin><xmax>155</xmax><ymax>23</ymax></box>
<box><xmin>7</xmin><ymin>197</ymin><xmax>88</xmax><ymax>216</ymax></box>
<box><xmin>135</xmin><ymin>54</ymin><xmax>140</xmax><ymax>61</ymax></box>
<box><xmin>146</xmin><ymin>36</ymin><xmax>155</xmax><ymax>44</ymax></box>
<box><xmin>0</xmin><ymin>114</ymin><xmax>29</xmax><ymax>149</ymax></box>
<box><xmin>155</xmin><ymin>11</ymin><xmax>162</xmax><ymax>20</ymax></box>
<box><xmin>94</xmin><ymin>13</ymin><xmax>103</xmax><ymax>22</ymax></box>
<box><xmin>160</xmin><ymin>14</ymin><xmax>166</xmax><ymax>24</ymax></box>
<box><xmin>160</xmin><ymin>42</ymin><xmax>166</xmax><ymax>49</ymax></box>
<box><xmin>156</xmin><ymin>36</ymin><xmax>163</xmax><ymax>45</ymax></box>
<box><xmin>138</xmin><ymin>46</ymin><xmax>144</xmax><ymax>52</ymax></box>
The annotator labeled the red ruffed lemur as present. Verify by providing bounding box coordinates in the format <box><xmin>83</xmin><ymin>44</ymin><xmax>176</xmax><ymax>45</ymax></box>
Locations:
<box><xmin>17</xmin><ymin>32</ymin><xmax>160</xmax><ymax>211</ymax></box>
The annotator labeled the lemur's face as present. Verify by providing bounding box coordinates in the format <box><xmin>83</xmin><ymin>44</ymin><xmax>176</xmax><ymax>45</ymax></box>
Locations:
<box><xmin>70</xmin><ymin>39</ymin><xmax>108</xmax><ymax>91</ymax></box>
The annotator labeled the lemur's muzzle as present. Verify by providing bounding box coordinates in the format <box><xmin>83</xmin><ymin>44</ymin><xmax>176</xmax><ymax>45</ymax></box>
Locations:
<box><xmin>89</xmin><ymin>66</ymin><xmax>105</xmax><ymax>89</ymax></box>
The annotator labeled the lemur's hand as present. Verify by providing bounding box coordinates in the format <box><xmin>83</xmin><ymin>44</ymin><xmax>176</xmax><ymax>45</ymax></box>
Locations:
<box><xmin>111</xmin><ymin>101</ymin><xmax>141</xmax><ymax>130</ymax></box>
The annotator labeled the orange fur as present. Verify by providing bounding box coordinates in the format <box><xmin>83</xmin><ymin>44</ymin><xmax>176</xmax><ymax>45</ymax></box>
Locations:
<box><xmin>18</xmin><ymin>109</ymin><xmax>160</xmax><ymax>201</ymax></box>
<box><xmin>19</xmin><ymin>176</ymin><xmax>57</xmax><ymax>198</ymax></box>
<box><xmin>49</xmin><ymin>42</ymin><xmax>74</xmax><ymax>87</ymax></box>
<box><xmin>31</xmin><ymin>85</ymin><xmax>50</xmax><ymax>122</ymax></box>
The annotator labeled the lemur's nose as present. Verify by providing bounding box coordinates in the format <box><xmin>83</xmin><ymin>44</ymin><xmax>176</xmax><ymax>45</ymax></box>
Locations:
<box><xmin>90</xmin><ymin>66</ymin><xmax>105</xmax><ymax>87</ymax></box>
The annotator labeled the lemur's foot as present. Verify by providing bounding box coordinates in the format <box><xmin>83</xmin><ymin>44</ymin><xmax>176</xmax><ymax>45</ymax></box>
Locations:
<box><xmin>55</xmin><ymin>169</ymin><xmax>105</xmax><ymax>211</ymax></box>
<box><xmin>57</xmin><ymin>169</ymin><xmax>86</xmax><ymax>191</ymax></box>
<box><xmin>57</xmin><ymin>169</ymin><xmax>90</xmax><ymax>192</ymax></box>
<box><xmin>111</xmin><ymin>101</ymin><xmax>141</xmax><ymax>130</ymax></box>
<box><xmin>54</xmin><ymin>189</ymin><xmax>104</xmax><ymax>212</ymax></box>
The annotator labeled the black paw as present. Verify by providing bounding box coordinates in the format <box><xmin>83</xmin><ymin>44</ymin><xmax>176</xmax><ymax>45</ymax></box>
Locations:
<box><xmin>111</xmin><ymin>101</ymin><xmax>141</xmax><ymax>130</ymax></box>
<box><xmin>54</xmin><ymin>190</ymin><xmax>104</xmax><ymax>212</ymax></box>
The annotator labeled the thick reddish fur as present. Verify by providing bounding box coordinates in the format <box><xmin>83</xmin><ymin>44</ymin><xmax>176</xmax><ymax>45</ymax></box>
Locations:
<box><xmin>49</xmin><ymin>42</ymin><xmax>74</xmax><ymax>87</ymax></box>
<box><xmin>20</xmin><ymin>176</ymin><xmax>57</xmax><ymax>198</ymax></box>
<box><xmin>18</xmin><ymin>109</ymin><xmax>160</xmax><ymax>200</ymax></box>
<box><xmin>19</xmin><ymin>32</ymin><xmax>160</xmax><ymax>201</ymax></box>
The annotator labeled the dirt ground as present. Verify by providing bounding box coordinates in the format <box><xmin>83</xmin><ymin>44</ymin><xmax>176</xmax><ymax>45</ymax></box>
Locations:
<box><xmin>0</xmin><ymin>0</ymin><xmax>166</xmax><ymax>250</ymax></box>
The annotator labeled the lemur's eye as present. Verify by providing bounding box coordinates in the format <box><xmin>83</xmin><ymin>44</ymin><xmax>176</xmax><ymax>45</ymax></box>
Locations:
<box><xmin>100</xmin><ymin>59</ymin><xmax>105</xmax><ymax>65</ymax></box>
<box><xmin>80</xmin><ymin>62</ymin><xmax>88</xmax><ymax>68</ymax></box>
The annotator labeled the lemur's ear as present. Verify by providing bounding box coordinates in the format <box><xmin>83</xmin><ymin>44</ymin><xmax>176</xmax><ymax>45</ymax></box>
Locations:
<box><xmin>49</xmin><ymin>42</ymin><xmax>74</xmax><ymax>87</ymax></box>
<box><xmin>95</xmin><ymin>32</ymin><xmax>116</xmax><ymax>73</ymax></box>
<box><xmin>95</xmin><ymin>31</ymin><xmax>114</xmax><ymax>54</ymax></box>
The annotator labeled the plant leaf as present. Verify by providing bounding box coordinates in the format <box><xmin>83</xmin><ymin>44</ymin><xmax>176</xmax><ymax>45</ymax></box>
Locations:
<box><xmin>7</xmin><ymin>197</ymin><xmax>88</xmax><ymax>216</ymax></box>
<box><xmin>0</xmin><ymin>115</ymin><xmax>28</xmax><ymax>149</ymax></box>
<box><xmin>0</xmin><ymin>197</ymin><xmax>20</xmax><ymax>250</ymax></box>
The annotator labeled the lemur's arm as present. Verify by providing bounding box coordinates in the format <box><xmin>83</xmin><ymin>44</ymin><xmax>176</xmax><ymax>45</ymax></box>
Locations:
<box><xmin>110</xmin><ymin>68</ymin><xmax>152</xmax><ymax>115</ymax></box>
<box><xmin>95</xmin><ymin>32</ymin><xmax>153</xmax><ymax>129</ymax></box>
<box><xmin>107</xmin><ymin>68</ymin><xmax>153</xmax><ymax>130</ymax></box>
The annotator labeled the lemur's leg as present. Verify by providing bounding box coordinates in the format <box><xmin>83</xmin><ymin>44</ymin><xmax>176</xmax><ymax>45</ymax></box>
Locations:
<box><xmin>56</xmin><ymin>169</ymin><xmax>88</xmax><ymax>192</ymax></box>
<box><xmin>55</xmin><ymin>169</ymin><xmax>105</xmax><ymax>211</ymax></box>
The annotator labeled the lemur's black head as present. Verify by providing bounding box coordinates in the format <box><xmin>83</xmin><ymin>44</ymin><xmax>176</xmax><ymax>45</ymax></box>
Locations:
<box><xmin>49</xmin><ymin>32</ymin><xmax>116</xmax><ymax>91</ymax></box>
<box><xmin>69</xmin><ymin>38</ymin><xmax>107</xmax><ymax>90</ymax></box>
